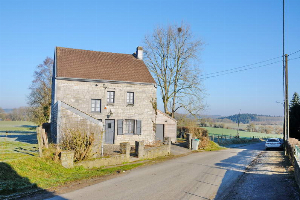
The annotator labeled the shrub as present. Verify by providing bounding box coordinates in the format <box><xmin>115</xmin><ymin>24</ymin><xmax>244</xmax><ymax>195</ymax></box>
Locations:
<box><xmin>60</xmin><ymin>122</ymin><xmax>101</xmax><ymax>162</ymax></box>
<box><xmin>177</xmin><ymin>126</ymin><xmax>208</xmax><ymax>138</ymax></box>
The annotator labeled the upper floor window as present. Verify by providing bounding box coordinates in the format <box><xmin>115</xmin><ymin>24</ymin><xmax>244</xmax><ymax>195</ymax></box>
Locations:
<box><xmin>107</xmin><ymin>91</ymin><xmax>115</xmax><ymax>104</ymax></box>
<box><xmin>127</xmin><ymin>92</ymin><xmax>134</xmax><ymax>104</ymax></box>
<box><xmin>91</xmin><ymin>99</ymin><xmax>101</xmax><ymax>112</ymax></box>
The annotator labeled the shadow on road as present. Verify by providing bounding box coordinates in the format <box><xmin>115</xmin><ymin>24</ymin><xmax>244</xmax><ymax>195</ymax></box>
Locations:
<box><xmin>213</xmin><ymin>142</ymin><xmax>299</xmax><ymax>200</ymax></box>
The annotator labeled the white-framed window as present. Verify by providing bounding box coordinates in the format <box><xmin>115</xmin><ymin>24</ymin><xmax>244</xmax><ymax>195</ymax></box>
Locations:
<box><xmin>127</xmin><ymin>92</ymin><xmax>134</xmax><ymax>104</ymax></box>
<box><xmin>124</xmin><ymin>119</ymin><xmax>135</xmax><ymax>135</ymax></box>
<box><xmin>91</xmin><ymin>99</ymin><xmax>101</xmax><ymax>112</ymax></box>
<box><xmin>107</xmin><ymin>91</ymin><xmax>115</xmax><ymax>104</ymax></box>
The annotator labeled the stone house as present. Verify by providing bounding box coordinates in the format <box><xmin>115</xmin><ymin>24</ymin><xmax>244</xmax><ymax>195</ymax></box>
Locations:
<box><xmin>51</xmin><ymin>46</ymin><xmax>158</xmax><ymax>145</ymax></box>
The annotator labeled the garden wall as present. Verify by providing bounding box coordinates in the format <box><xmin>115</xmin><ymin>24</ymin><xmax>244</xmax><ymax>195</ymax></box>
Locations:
<box><xmin>286</xmin><ymin>138</ymin><xmax>300</xmax><ymax>189</ymax></box>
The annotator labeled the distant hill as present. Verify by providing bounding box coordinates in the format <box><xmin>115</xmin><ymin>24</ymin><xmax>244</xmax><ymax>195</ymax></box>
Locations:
<box><xmin>219</xmin><ymin>114</ymin><xmax>283</xmax><ymax>124</ymax></box>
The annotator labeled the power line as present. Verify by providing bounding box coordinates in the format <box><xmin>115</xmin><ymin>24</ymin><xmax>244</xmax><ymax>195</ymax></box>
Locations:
<box><xmin>201</xmin><ymin>60</ymin><xmax>282</xmax><ymax>80</ymax></box>
<box><xmin>201</xmin><ymin>50</ymin><xmax>300</xmax><ymax>80</ymax></box>
<box><xmin>289</xmin><ymin>55</ymin><xmax>300</xmax><ymax>61</ymax></box>
<box><xmin>201</xmin><ymin>56</ymin><xmax>282</xmax><ymax>77</ymax></box>
<box><xmin>288</xmin><ymin>49</ymin><xmax>300</xmax><ymax>56</ymax></box>
<box><xmin>200</xmin><ymin>56</ymin><xmax>300</xmax><ymax>80</ymax></box>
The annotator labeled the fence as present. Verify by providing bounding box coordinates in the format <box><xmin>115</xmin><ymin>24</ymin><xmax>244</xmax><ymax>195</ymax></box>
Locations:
<box><xmin>208</xmin><ymin>134</ymin><xmax>265</xmax><ymax>145</ymax></box>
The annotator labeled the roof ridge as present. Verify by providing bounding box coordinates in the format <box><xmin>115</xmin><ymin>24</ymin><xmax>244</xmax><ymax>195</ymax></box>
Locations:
<box><xmin>56</xmin><ymin>46</ymin><xmax>135</xmax><ymax>57</ymax></box>
<box><xmin>157</xmin><ymin>110</ymin><xmax>177</xmax><ymax>122</ymax></box>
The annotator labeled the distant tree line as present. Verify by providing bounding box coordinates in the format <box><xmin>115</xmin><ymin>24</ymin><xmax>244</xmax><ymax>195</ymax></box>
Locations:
<box><xmin>0</xmin><ymin>107</ymin><xmax>32</xmax><ymax>121</ymax></box>
<box><xmin>219</xmin><ymin>113</ymin><xmax>283</xmax><ymax>124</ymax></box>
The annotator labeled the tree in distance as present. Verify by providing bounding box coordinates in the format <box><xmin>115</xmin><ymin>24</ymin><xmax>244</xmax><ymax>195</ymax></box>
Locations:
<box><xmin>289</xmin><ymin>92</ymin><xmax>300</xmax><ymax>139</ymax></box>
<box><xmin>28</xmin><ymin>57</ymin><xmax>53</xmax><ymax>125</ymax></box>
<box><xmin>143</xmin><ymin>23</ymin><xmax>205</xmax><ymax>118</ymax></box>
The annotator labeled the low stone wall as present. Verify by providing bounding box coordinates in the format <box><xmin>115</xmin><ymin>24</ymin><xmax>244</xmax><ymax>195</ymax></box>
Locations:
<box><xmin>286</xmin><ymin>138</ymin><xmax>300</xmax><ymax>189</ymax></box>
<box><xmin>136</xmin><ymin>137</ymin><xmax>171</xmax><ymax>159</ymax></box>
<box><xmin>62</xmin><ymin>138</ymin><xmax>171</xmax><ymax>169</ymax></box>
<box><xmin>144</xmin><ymin>145</ymin><xmax>170</xmax><ymax>159</ymax></box>
<box><xmin>76</xmin><ymin>154</ymin><xmax>129</xmax><ymax>169</ymax></box>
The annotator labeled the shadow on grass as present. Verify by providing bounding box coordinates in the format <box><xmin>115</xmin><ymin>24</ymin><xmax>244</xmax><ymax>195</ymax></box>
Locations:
<box><xmin>0</xmin><ymin>134</ymin><xmax>38</xmax><ymax>144</ymax></box>
<box><xmin>0</xmin><ymin>130</ymin><xmax>36</xmax><ymax>134</ymax></box>
<box><xmin>20</xmin><ymin>125</ymin><xmax>38</xmax><ymax>130</ymax></box>
<box><xmin>0</xmin><ymin>162</ymin><xmax>67</xmax><ymax>200</ymax></box>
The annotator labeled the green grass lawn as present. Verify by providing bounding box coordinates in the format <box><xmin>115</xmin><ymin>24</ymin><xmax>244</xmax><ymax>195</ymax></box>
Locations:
<box><xmin>204</xmin><ymin>127</ymin><xmax>282</xmax><ymax>139</ymax></box>
<box><xmin>0</xmin><ymin>121</ymin><xmax>148</xmax><ymax>198</ymax></box>
<box><xmin>0</xmin><ymin>121</ymin><xmax>37</xmax><ymax>132</ymax></box>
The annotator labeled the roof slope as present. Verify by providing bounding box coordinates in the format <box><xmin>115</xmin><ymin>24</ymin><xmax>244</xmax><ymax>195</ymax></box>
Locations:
<box><xmin>56</xmin><ymin>47</ymin><xmax>155</xmax><ymax>84</ymax></box>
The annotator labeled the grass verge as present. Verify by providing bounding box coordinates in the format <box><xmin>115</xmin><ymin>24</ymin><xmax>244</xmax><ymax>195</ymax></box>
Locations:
<box><xmin>201</xmin><ymin>140</ymin><xmax>225</xmax><ymax>151</ymax></box>
<box><xmin>0</xmin><ymin>157</ymin><xmax>143</xmax><ymax>198</ymax></box>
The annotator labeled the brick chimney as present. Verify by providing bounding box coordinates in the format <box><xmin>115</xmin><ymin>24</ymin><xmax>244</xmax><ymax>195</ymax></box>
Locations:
<box><xmin>136</xmin><ymin>46</ymin><xmax>143</xmax><ymax>60</ymax></box>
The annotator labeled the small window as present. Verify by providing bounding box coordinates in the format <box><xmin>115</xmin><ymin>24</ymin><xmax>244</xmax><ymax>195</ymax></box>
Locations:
<box><xmin>127</xmin><ymin>92</ymin><xmax>134</xmax><ymax>104</ymax></box>
<box><xmin>124</xmin><ymin>119</ymin><xmax>135</xmax><ymax>135</ymax></box>
<box><xmin>91</xmin><ymin>99</ymin><xmax>101</xmax><ymax>112</ymax></box>
<box><xmin>107</xmin><ymin>91</ymin><xmax>115</xmax><ymax>104</ymax></box>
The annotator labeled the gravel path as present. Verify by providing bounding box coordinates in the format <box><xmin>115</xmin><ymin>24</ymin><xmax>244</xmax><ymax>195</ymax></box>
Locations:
<box><xmin>220</xmin><ymin>150</ymin><xmax>300</xmax><ymax>200</ymax></box>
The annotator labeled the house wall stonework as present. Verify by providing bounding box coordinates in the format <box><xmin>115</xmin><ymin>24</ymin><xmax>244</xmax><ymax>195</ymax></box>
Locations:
<box><xmin>55</xmin><ymin>79</ymin><xmax>156</xmax><ymax>145</ymax></box>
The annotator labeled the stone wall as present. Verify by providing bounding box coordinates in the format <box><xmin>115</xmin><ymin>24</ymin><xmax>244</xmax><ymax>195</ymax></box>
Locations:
<box><xmin>135</xmin><ymin>138</ymin><xmax>171</xmax><ymax>159</ymax></box>
<box><xmin>55</xmin><ymin>79</ymin><xmax>156</xmax><ymax>145</ymax></box>
<box><xmin>286</xmin><ymin>138</ymin><xmax>300</xmax><ymax>190</ymax></box>
<box><xmin>76</xmin><ymin>154</ymin><xmax>129</xmax><ymax>169</ymax></box>
<box><xmin>144</xmin><ymin>144</ymin><xmax>170</xmax><ymax>159</ymax></box>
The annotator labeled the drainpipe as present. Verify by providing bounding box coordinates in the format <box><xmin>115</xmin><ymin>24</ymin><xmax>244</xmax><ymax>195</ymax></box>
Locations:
<box><xmin>101</xmin><ymin>124</ymin><xmax>105</xmax><ymax>157</ymax></box>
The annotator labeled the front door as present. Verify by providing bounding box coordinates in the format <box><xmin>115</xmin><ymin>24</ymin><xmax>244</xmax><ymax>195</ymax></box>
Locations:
<box><xmin>156</xmin><ymin>124</ymin><xmax>164</xmax><ymax>141</ymax></box>
<box><xmin>105</xmin><ymin>119</ymin><xmax>115</xmax><ymax>144</ymax></box>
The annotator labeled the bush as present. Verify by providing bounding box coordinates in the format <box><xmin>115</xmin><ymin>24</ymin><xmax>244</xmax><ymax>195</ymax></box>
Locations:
<box><xmin>60</xmin><ymin>123</ymin><xmax>100</xmax><ymax>162</ymax></box>
<box><xmin>177</xmin><ymin>126</ymin><xmax>208</xmax><ymax>138</ymax></box>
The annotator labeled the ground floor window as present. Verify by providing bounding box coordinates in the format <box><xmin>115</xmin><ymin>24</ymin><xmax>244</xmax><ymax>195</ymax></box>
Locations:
<box><xmin>124</xmin><ymin>119</ymin><xmax>135</xmax><ymax>135</ymax></box>
<box><xmin>117</xmin><ymin>119</ymin><xmax>141</xmax><ymax>135</ymax></box>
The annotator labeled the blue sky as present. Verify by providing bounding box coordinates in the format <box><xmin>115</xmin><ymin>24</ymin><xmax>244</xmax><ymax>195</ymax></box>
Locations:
<box><xmin>0</xmin><ymin>0</ymin><xmax>299</xmax><ymax>116</ymax></box>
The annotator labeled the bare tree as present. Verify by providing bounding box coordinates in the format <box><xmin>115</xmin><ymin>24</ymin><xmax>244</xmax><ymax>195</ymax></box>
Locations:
<box><xmin>246</xmin><ymin>123</ymin><xmax>256</xmax><ymax>132</ymax></box>
<box><xmin>28</xmin><ymin>57</ymin><xmax>53</xmax><ymax>125</ymax></box>
<box><xmin>0</xmin><ymin>107</ymin><xmax>6</xmax><ymax>120</ymax></box>
<box><xmin>8</xmin><ymin>107</ymin><xmax>31</xmax><ymax>121</ymax></box>
<box><xmin>143</xmin><ymin>23</ymin><xmax>204</xmax><ymax>117</ymax></box>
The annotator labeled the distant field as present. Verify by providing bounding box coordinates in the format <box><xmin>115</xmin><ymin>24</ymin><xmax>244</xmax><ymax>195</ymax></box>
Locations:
<box><xmin>0</xmin><ymin>121</ymin><xmax>38</xmax><ymax>162</ymax></box>
<box><xmin>0</xmin><ymin>121</ymin><xmax>36</xmax><ymax>132</ymax></box>
<box><xmin>204</xmin><ymin>127</ymin><xmax>282</xmax><ymax>139</ymax></box>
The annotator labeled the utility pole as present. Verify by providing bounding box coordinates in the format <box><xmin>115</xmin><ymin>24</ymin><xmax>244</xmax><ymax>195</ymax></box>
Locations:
<box><xmin>237</xmin><ymin>109</ymin><xmax>241</xmax><ymax>138</ymax></box>
<box><xmin>284</xmin><ymin>54</ymin><xmax>289</xmax><ymax>141</ymax></box>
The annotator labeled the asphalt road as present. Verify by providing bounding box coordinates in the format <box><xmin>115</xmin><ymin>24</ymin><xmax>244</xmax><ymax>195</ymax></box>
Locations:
<box><xmin>47</xmin><ymin>142</ymin><xmax>265</xmax><ymax>200</ymax></box>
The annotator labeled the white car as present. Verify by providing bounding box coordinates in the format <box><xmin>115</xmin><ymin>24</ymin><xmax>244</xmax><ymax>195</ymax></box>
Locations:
<box><xmin>265</xmin><ymin>138</ymin><xmax>282</xmax><ymax>150</ymax></box>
